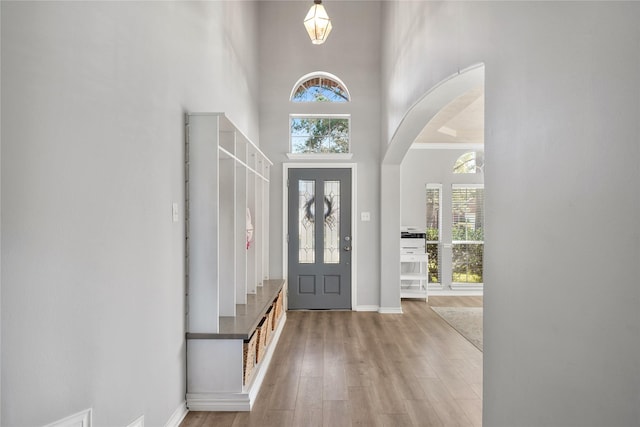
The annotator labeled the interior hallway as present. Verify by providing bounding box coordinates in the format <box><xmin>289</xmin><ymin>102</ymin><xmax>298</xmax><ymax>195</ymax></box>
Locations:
<box><xmin>181</xmin><ymin>297</ymin><xmax>483</xmax><ymax>427</ymax></box>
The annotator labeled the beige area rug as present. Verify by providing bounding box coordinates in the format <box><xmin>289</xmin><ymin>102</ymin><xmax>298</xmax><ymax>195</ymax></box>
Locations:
<box><xmin>431</xmin><ymin>306</ymin><xmax>483</xmax><ymax>351</ymax></box>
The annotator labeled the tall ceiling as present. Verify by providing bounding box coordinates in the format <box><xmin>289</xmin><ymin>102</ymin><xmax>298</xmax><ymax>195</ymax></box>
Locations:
<box><xmin>413</xmin><ymin>85</ymin><xmax>484</xmax><ymax>146</ymax></box>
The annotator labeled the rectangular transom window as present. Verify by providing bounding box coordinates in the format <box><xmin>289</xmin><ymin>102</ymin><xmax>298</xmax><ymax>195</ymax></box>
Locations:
<box><xmin>290</xmin><ymin>114</ymin><xmax>350</xmax><ymax>154</ymax></box>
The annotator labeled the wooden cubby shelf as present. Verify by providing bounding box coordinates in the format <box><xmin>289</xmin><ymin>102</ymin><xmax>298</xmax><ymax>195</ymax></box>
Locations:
<box><xmin>187</xmin><ymin>279</ymin><xmax>285</xmax><ymax>340</ymax></box>
<box><xmin>185</xmin><ymin>113</ymin><xmax>285</xmax><ymax>411</ymax></box>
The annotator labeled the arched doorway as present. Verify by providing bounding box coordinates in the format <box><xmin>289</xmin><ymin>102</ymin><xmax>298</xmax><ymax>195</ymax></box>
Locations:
<box><xmin>379</xmin><ymin>64</ymin><xmax>485</xmax><ymax>311</ymax></box>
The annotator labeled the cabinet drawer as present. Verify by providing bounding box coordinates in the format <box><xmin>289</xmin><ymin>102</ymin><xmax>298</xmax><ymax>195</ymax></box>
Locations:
<box><xmin>401</xmin><ymin>254</ymin><xmax>427</xmax><ymax>262</ymax></box>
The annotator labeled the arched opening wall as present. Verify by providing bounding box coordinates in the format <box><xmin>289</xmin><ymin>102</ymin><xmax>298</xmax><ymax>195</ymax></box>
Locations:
<box><xmin>379</xmin><ymin>64</ymin><xmax>485</xmax><ymax>312</ymax></box>
<box><xmin>380</xmin><ymin>2</ymin><xmax>640</xmax><ymax>426</ymax></box>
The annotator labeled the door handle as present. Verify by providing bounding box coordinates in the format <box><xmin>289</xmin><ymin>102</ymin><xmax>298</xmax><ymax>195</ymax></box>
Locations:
<box><xmin>343</xmin><ymin>246</ymin><xmax>352</xmax><ymax>252</ymax></box>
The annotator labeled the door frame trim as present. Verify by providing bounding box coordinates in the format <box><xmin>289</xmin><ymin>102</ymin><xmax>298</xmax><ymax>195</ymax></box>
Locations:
<box><xmin>283</xmin><ymin>163</ymin><xmax>358</xmax><ymax>310</ymax></box>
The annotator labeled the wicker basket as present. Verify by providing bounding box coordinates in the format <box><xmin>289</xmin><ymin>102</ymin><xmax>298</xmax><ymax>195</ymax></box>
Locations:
<box><xmin>274</xmin><ymin>290</ymin><xmax>284</xmax><ymax>323</ymax></box>
<box><xmin>270</xmin><ymin>292</ymin><xmax>282</xmax><ymax>331</ymax></box>
<box><xmin>243</xmin><ymin>331</ymin><xmax>257</xmax><ymax>385</ymax></box>
<box><xmin>255</xmin><ymin>316</ymin><xmax>268</xmax><ymax>364</ymax></box>
<box><xmin>264</xmin><ymin>306</ymin><xmax>274</xmax><ymax>345</ymax></box>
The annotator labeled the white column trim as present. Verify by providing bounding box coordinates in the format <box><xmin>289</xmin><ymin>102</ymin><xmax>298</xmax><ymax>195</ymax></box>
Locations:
<box><xmin>355</xmin><ymin>305</ymin><xmax>379</xmax><ymax>312</ymax></box>
<box><xmin>378</xmin><ymin>307</ymin><xmax>403</xmax><ymax>314</ymax></box>
<box><xmin>164</xmin><ymin>402</ymin><xmax>188</xmax><ymax>427</ymax></box>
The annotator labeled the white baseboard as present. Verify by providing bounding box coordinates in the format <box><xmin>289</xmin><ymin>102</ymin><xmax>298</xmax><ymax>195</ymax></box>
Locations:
<box><xmin>378</xmin><ymin>307</ymin><xmax>403</xmax><ymax>314</ymax></box>
<box><xmin>165</xmin><ymin>402</ymin><xmax>188</xmax><ymax>427</ymax></box>
<box><xmin>355</xmin><ymin>305</ymin><xmax>379</xmax><ymax>312</ymax></box>
<box><xmin>429</xmin><ymin>289</ymin><xmax>484</xmax><ymax>296</ymax></box>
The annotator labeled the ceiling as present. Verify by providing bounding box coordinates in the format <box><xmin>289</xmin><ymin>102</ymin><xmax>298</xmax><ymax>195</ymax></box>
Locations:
<box><xmin>412</xmin><ymin>85</ymin><xmax>484</xmax><ymax>147</ymax></box>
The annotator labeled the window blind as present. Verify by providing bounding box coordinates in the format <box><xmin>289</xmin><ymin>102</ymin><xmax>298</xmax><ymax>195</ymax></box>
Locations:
<box><xmin>452</xmin><ymin>185</ymin><xmax>484</xmax><ymax>243</ymax></box>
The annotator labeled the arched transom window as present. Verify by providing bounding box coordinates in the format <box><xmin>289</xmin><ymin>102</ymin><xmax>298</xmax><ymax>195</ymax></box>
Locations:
<box><xmin>289</xmin><ymin>72</ymin><xmax>352</xmax><ymax>156</ymax></box>
<box><xmin>290</xmin><ymin>72</ymin><xmax>350</xmax><ymax>103</ymax></box>
<box><xmin>453</xmin><ymin>152</ymin><xmax>485</xmax><ymax>174</ymax></box>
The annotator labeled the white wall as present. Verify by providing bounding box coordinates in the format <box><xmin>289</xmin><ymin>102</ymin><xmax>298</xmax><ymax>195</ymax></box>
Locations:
<box><xmin>1</xmin><ymin>1</ymin><xmax>260</xmax><ymax>426</ymax></box>
<box><xmin>401</xmin><ymin>148</ymin><xmax>483</xmax><ymax>228</ymax></box>
<box><xmin>383</xmin><ymin>2</ymin><xmax>640</xmax><ymax>426</ymax></box>
<box><xmin>258</xmin><ymin>1</ymin><xmax>382</xmax><ymax>308</ymax></box>
<box><xmin>401</xmin><ymin>149</ymin><xmax>484</xmax><ymax>291</ymax></box>
<box><xmin>0</xmin><ymin>3</ymin><xmax>3</xmax><ymax>420</ymax></box>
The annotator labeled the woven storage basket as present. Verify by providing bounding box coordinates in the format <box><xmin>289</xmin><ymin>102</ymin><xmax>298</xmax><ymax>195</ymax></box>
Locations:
<box><xmin>271</xmin><ymin>292</ymin><xmax>281</xmax><ymax>331</ymax></box>
<box><xmin>270</xmin><ymin>302</ymin><xmax>278</xmax><ymax>332</ymax></box>
<box><xmin>264</xmin><ymin>306</ymin><xmax>274</xmax><ymax>345</ymax></box>
<box><xmin>243</xmin><ymin>331</ymin><xmax>257</xmax><ymax>385</ymax></box>
<box><xmin>255</xmin><ymin>316</ymin><xmax>268</xmax><ymax>364</ymax></box>
<box><xmin>275</xmin><ymin>290</ymin><xmax>284</xmax><ymax>322</ymax></box>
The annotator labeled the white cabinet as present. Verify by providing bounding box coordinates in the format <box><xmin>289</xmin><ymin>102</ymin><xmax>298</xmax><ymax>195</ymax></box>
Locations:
<box><xmin>400</xmin><ymin>229</ymin><xmax>428</xmax><ymax>300</ymax></box>
<box><xmin>400</xmin><ymin>253</ymin><xmax>428</xmax><ymax>300</ymax></box>
<box><xmin>185</xmin><ymin>113</ymin><xmax>285</xmax><ymax>411</ymax></box>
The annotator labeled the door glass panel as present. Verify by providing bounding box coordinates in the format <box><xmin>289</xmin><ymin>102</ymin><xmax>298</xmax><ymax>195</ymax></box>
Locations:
<box><xmin>323</xmin><ymin>181</ymin><xmax>340</xmax><ymax>264</ymax></box>
<box><xmin>298</xmin><ymin>180</ymin><xmax>315</xmax><ymax>264</ymax></box>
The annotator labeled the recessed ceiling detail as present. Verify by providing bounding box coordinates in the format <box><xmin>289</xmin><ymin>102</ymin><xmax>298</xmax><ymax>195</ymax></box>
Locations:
<box><xmin>413</xmin><ymin>86</ymin><xmax>484</xmax><ymax>147</ymax></box>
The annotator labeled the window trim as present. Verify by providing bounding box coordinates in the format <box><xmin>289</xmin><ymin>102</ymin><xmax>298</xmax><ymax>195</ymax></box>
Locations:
<box><xmin>286</xmin><ymin>153</ymin><xmax>353</xmax><ymax>160</ymax></box>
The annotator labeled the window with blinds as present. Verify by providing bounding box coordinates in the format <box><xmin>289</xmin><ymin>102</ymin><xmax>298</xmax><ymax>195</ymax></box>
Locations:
<box><xmin>426</xmin><ymin>184</ymin><xmax>442</xmax><ymax>284</ymax></box>
<box><xmin>452</xmin><ymin>185</ymin><xmax>484</xmax><ymax>284</ymax></box>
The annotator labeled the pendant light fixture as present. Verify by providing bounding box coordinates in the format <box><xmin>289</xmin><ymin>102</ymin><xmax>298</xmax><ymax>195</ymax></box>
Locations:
<box><xmin>303</xmin><ymin>0</ymin><xmax>332</xmax><ymax>45</ymax></box>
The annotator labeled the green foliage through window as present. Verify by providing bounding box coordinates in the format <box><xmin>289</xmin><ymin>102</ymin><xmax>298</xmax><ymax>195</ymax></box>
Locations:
<box><xmin>452</xmin><ymin>186</ymin><xmax>484</xmax><ymax>284</ymax></box>
<box><xmin>426</xmin><ymin>228</ymin><xmax>439</xmax><ymax>241</ymax></box>
<box><xmin>452</xmin><ymin>244</ymin><xmax>483</xmax><ymax>283</ymax></box>
<box><xmin>427</xmin><ymin>243</ymin><xmax>440</xmax><ymax>283</ymax></box>
<box><xmin>425</xmin><ymin>185</ymin><xmax>442</xmax><ymax>283</ymax></box>
<box><xmin>453</xmin><ymin>152</ymin><xmax>484</xmax><ymax>174</ymax></box>
<box><xmin>290</xmin><ymin>116</ymin><xmax>350</xmax><ymax>153</ymax></box>
<box><xmin>452</xmin><ymin>187</ymin><xmax>484</xmax><ymax>241</ymax></box>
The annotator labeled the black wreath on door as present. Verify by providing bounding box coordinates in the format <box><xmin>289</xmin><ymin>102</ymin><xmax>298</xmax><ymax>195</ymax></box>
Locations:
<box><xmin>303</xmin><ymin>196</ymin><xmax>333</xmax><ymax>223</ymax></box>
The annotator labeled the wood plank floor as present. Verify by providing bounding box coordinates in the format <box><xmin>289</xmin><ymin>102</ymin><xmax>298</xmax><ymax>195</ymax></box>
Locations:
<box><xmin>181</xmin><ymin>297</ymin><xmax>483</xmax><ymax>427</ymax></box>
